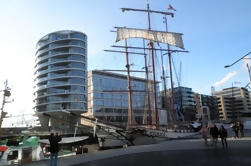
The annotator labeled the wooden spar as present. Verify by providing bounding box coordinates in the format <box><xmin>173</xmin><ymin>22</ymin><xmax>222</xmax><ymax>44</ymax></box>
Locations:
<box><xmin>146</xmin><ymin>3</ymin><xmax>158</xmax><ymax>128</ymax></box>
<box><xmin>112</xmin><ymin>45</ymin><xmax>169</xmax><ymax>51</ymax></box>
<box><xmin>104</xmin><ymin>50</ymin><xmax>146</xmax><ymax>55</ymax></box>
<box><xmin>121</xmin><ymin>7</ymin><xmax>174</xmax><ymax>17</ymax></box>
<box><xmin>163</xmin><ymin>50</ymin><xmax>189</xmax><ymax>55</ymax></box>
<box><xmin>168</xmin><ymin>51</ymin><xmax>176</xmax><ymax>122</ymax></box>
<box><xmin>147</xmin><ymin>3</ymin><xmax>152</xmax><ymax>30</ymax></box>
<box><xmin>125</xmin><ymin>39</ymin><xmax>133</xmax><ymax>128</ymax></box>
<box><xmin>149</xmin><ymin>42</ymin><xmax>158</xmax><ymax>128</ymax></box>
<box><xmin>143</xmin><ymin>39</ymin><xmax>152</xmax><ymax>125</ymax></box>
<box><xmin>160</xmin><ymin>49</ymin><xmax>168</xmax><ymax>114</ymax></box>
<box><xmin>160</xmin><ymin>49</ymin><xmax>167</xmax><ymax>97</ymax></box>
<box><xmin>112</xmin><ymin>45</ymin><xmax>188</xmax><ymax>53</ymax></box>
<box><xmin>164</xmin><ymin>15</ymin><xmax>176</xmax><ymax>123</ymax></box>
<box><xmin>101</xmin><ymin>69</ymin><xmax>147</xmax><ymax>73</ymax></box>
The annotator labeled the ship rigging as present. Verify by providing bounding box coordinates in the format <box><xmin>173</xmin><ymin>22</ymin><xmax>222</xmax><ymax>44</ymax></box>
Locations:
<box><xmin>104</xmin><ymin>2</ymin><xmax>189</xmax><ymax>129</ymax></box>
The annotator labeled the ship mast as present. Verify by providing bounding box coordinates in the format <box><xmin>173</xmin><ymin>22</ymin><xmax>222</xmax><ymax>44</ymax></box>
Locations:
<box><xmin>163</xmin><ymin>15</ymin><xmax>176</xmax><ymax>123</ymax></box>
<box><xmin>125</xmin><ymin>39</ymin><xmax>134</xmax><ymax>127</ymax></box>
<box><xmin>160</xmin><ymin>49</ymin><xmax>169</xmax><ymax>122</ymax></box>
<box><xmin>143</xmin><ymin>39</ymin><xmax>152</xmax><ymax>125</ymax></box>
<box><xmin>106</xmin><ymin>3</ymin><xmax>188</xmax><ymax>129</ymax></box>
<box><xmin>121</xmin><ymin>3</ymin><xmax>174</xmax><ymax>128</ymax></box>
<box><xmin>147</xmin><ymin>3</ymin><xmax>158</xmax><ymax>128</ymax></box>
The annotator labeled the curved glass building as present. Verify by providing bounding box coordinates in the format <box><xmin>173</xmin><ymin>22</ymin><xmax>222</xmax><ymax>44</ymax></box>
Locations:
<box><xmin>34</xmin><ymin>30</ymin><xmax>87</xmax><ymax>131</ymax></box>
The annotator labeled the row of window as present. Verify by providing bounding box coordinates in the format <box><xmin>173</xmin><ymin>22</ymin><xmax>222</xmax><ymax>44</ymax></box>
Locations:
<box><xmin>49</xmin><ymin>54</ymin><xmax>86</xmax><ymax>63</ymax></box>
<box><xmin>93</xmin><ymin>108</ymin><xmax>144</xmax><ymax>114</ymax></box>
<box><xmin>92</xmin><ymin>77</ymin><xmax>148</xmax><ymax>90</ymax></box>
<box><xmin>38</xmin><ymin>32</ymin><xmax>87</xmax><ymax>48</ymax></box>
<box><xmin>36</xmin><ymin>94</ymin><xmax>87</xmax><ymax>105</ymax></box>
<box><xmin>91</xmin><ymin>92</ymin><xmax>148</xmax><ymax>100</ymax></box>
<box><xmin>36</xmin><ymin>86</ymin><xmax>86</xmax><ymax>99</ymax></box>
<box><xmin>38</xmin><ymin>77</ymin><xmax>85</xmax><ymax>85</ymax></box>
<box><xmin>214</xmin><ymin>89</ymin><xmax>241</xmax><ymax>96</ymax></box>
<box><xmin>37</xmin><ymin>70</ymin><xmax>86</xmax><ymax>82</ymax></box>
<box><xmin>36</xmin><ymin>102</ymin><xmax>87</xmax><ymax>112</ymax></box>
<box><xmin>50</xmin><ymin>47</ymin><xmax>86</xmax><ymax>56</ymax></box>
<box><xmin>96</xmin><ymin>116</ymin><xmax>143</xmax><ymax>124</ymax></box>
<box><xmin>37</xmin><ymin>40</ymin><xmax>87</xmax><ymax>55</ymax></box>
<box><xmin>93</xmin><ymin>99</ymin><xmax>146</xmax><ymax>108</ymax></box>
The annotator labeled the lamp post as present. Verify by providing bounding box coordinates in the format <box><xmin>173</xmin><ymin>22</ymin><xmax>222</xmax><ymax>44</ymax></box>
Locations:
<box><xmin>224</xmin><ymin>52</ymin><xmax>251</xmax><ymax>68</ymax></box>
<box><xmin>224</xmin><ymin>52</ymin><xmax>251</xmax><ymax>88</ymax></box>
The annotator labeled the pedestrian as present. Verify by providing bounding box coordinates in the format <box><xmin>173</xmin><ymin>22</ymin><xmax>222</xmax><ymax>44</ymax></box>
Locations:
<box><xmin>233</xmin><ymin>122</ymin><xmax>239</xmax><ymax>138</ymax></box>
<box><xmin>239</xmin><ymin>122</ymin><xmax>244</xmax><ymax>137</ymax></box>
<box><xmin>210</xmin><ymin>124</ymin><xmax>218</xmax><ymax>146</ymax></box>
<box><xmin>218</xmin><ymin>125</ymin><xmax>228</xmax><ymax>149</ymax></box>
<box><xmin>201</xmin><ymin>125</ymin><xmax>208</xmax><ymax>145</ymax></box>
<box><xmin>49</xmin><ymin>132</ymin><xmax>62</xmax><ymax>166</ymax></box>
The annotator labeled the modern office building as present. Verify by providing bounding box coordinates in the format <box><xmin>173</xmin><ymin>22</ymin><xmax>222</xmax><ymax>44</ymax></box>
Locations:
<box><xmin>34</xmin><ymin>30</ymin><xmax>88</xmax><ymax>132</ymax></box>
<box><xmin>213</xmin><ymin>87</ymin><xmax>251</xmax><ymax>122</ymax></box>
<box><xmin>194</xmin><ymin>93</ymin><xmax>219</xmax><ymax>121</ymax></box>
<box><xmin>164</xmin><ymin>86</ymin><xmax>196</xmax><ymax>121</ymax></box>
<box><xmin>83</xmin><ymin>70</ymin><xmax>161</xmax><ymax>127</ymax></box>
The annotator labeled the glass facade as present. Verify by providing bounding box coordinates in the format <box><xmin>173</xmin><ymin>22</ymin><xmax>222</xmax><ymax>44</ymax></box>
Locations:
<box><xmin>86</xmin><ymin>70</ymin><xmax>160</xmax><ymax>125</ymax></box>
<box><xmin>34</xmin><ymin>30</ymin><xmax>87</xmax><ymax>113</ymax></box>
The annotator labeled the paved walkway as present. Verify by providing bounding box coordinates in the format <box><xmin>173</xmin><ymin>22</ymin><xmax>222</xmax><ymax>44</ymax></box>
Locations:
<box><xmin>73</xmin><ymin>148</ymin><xmax>251</xmax><ymax>166</ymax></box>
<box><xmin>23</xmin><ymin>137</ymin><xmax>251</xmax><ymax>166</ymax></box>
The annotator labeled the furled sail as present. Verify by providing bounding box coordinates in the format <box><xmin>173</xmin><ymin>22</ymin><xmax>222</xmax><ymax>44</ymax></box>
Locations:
<box><xmin>116</xmin><ymin>27</ymin><xmax>184</xmax><ymax>49</ymax></box>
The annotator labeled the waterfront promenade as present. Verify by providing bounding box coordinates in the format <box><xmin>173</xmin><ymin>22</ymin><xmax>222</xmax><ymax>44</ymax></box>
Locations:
<box><xmin>23</xmin><ymin>136</ymin><xmax>251</xmax><ymax>166</ymax></box>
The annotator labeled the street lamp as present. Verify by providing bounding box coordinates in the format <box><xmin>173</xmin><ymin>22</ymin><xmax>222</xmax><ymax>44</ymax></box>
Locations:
<box><xmin>224</xmin><ymin>52</ymin><xmax>251</xmax><ymax>68</ymax></box>
<box><xmin>224</xmin><ymin>52</ymin><xmax>251</xmax><ymax>89</ymax></box>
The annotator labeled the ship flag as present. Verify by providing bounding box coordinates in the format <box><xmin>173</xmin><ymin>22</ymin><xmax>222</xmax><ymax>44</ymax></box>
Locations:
<box><xmin>168</xmin><ymin>4</ymin><xmax>176</xmax><ymax>11</ymax></box>
<box><xmin>116</xmin><ymin>27</ymin><xmax>184</xmax><ymax>49</ymax></box>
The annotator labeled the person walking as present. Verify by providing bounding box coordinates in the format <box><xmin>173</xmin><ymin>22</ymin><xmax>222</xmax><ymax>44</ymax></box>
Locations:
<box><xmin>49</xmin><ymin>132</ymin><xmax>62</xmax><ymax>166</ymax></box>
<box><xmin>210</xmin><ymin>124</ymin><xmax>218</xmax><ymax>146</ymax></box>
<box><xmin>218</xmin><ymin>125</ymin><xmax>228</xmax><ymax>149</ymax></box>
<box><xmin>239</xmin><ymin>122</ymin><xmax>244</xmax><ymax>137</ymax></box>
<box><xmin>202</xmin><ymin>125</ymin><xmax>209</xmax><ymax>145</ymax></box>
<box><xmin>233</xmin><ymin>123</ymin><xmax>239</xmax><ymax>138</ymax></box>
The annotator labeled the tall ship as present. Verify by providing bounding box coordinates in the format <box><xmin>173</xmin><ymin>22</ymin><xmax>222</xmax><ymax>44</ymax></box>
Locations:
<box><xmin>93</xmin><ymin>2</ymin><xmax>202</xmax><ymax>148</ymax></box>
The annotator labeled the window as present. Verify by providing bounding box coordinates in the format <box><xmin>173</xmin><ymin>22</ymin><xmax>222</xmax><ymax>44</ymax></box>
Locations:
<box><xmin>70</xmin><ymin>33</ymin><xmax>86</xmax><ymax>39</ymax></box>
<box><xmin>7</xmin><ymin>150</ymin><xmax>18</xmax><ymax>161</ymax></box>
<box><xmin>22</xmin><ymin>148</ymin><xmax>32</xmax><ymax>163</ymax></box>
<box><xmin>0</xmin><ymin>151</ymin><xmax>3</xmax><ymax>159</ymax></box>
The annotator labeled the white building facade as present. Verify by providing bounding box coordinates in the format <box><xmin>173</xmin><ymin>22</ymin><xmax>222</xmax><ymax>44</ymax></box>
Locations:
<box><xmin>34</xmin><ymin>30</ymin><xmax>88</xmax><ymax>132</ymax></box>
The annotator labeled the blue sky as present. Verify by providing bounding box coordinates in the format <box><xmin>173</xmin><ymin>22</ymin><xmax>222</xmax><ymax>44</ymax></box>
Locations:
<box><xmin>0</xmin><ymin>0</ymin><xmax>251</xmax><ymax>125</ymax></box>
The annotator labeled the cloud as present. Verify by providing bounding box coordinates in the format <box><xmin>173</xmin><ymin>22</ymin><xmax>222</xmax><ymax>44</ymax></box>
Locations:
<box><xmin>213</xmin><ymin>71</ymin><xmax>238</xmax><ymax>87</ymax></box>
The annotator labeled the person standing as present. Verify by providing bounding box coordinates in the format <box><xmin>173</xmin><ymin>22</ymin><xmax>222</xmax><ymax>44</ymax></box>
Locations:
<box><xmin>49</xmin><ymin>132</ymin><xmax>62</xmax><ymax>166</ymax></box>
<box><xmin>210</xmin><ymin>124</ymin><xmax>218</xmax><ymax>146</ymax></box>
<box><xmin>219</xmin><ymin>125</ymin><xmax>228</xmax><ymax>148</ymax></box>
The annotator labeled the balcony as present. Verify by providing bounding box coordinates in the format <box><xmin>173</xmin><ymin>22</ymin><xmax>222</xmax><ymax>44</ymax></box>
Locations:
<box><xmin>35</xmin><ymin>67</ymin><xmax>86</xmax><ymax>77</ymax></box>
<box><xmin>35</xmin><ymin>75</ymin><xmax>84</xmax><ymax>84</ymax></box>
<box><xmin>36</xmin><ymin>54</ymin><xmax>50</xmax><ymax>63</ymax></box>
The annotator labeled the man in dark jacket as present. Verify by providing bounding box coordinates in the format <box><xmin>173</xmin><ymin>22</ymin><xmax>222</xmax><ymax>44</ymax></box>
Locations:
<box><xmin>239</xmin><ymin>122</ymin><xmax>244</xmax><ymax>137</ymax></box>
<box><xmin>232</xmin><ymin>122</ymin><xmax>239</xmax><ymax>138</ymax></box>
<box><xmin>219</xmin><ymin>125</ymin><xmax>228</xmax><ymax>148</ymax></box>
<box><xmin>49</xmin><ymin>132</ymin><xmax>62</xmax><ymax>166</ymax></box>
<box><xmin>210</xmin><ymin>124</ymin><xmax>218</xmax><ymax>146</ymax></box>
